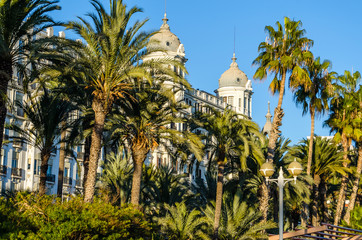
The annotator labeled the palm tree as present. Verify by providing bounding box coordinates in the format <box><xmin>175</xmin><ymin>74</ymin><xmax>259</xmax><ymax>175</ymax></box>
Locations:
<box><xmin>109</xmin><ymin>82</ymin><xmax>202</xmax><ymax>206</ymax></box>
<box><xmin>203</xmin><ymin>191</ymin><xmax>275</xmax><ymax>240</ymax></box>
<box><xmin>0</xmin><ymin>0</ymin><xmax>60</xmax><ymax>151</ymax></box>
<box><xmin>253</xmin><ymin>17</ymin><xmax>313</xmax><ymax>163</ymax></box>
<box><xmin>100</xmin><ymin>146</ymin><xmax>132</xmax><ymax>205</ymax></box>
<box><xmin>158</xmin><ymin>202</ymin><xmax>209</xmax><ymax>240</ymax></box>
<box><xmin>193</xmin><ymin>108</ymin><xmax>264</xmax><ymax>239</ymax></box>
<box><xmin>65</xmin><ymin>0</ymin><xmax>162</xmax><ymax>202</ymax></box>
<box><xmin>343</xmin><ymin>79</ymin><xmax>362</xmax><ymax>224</ymax></box>
<box><xmin>325</xmin><ymin>70</ymin><xmax>361</xmax><ymax>225</ymax></box>
<box><xmin>289</xmin><ymin>137</ymin><xmax>348</xmax><ymax>225</ymax></box>
<box><xmin>293</xmin><ymin>57</ymin><xmax>335</xmax><ymax>176</ymax></box>
<box><xmin>9</xmin><ymin>89</ymin><xmax>74</xmax><ymax>195</ymax></box>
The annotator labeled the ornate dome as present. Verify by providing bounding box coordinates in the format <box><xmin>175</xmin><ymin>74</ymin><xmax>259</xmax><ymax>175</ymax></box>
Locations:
<box><xmin>219</xmin><ymin>53</ymin><xmax>248</xmax><ymax>88</ymax></box>
<box><xmin>149</xmin><ymin>14</ymin><xmax>183</xmax><ymax>54</ymax></box>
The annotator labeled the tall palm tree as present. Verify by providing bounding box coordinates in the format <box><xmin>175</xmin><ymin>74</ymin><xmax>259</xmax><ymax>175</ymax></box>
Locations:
<box><xmin>193</xmin><ymin>108</ymin><xmax>264</xmax><ymax>239</ymax></box>
<box><xmin>325</xmin><ymin>70</ymin><xmax>361</xmax><ymax>225</ymax></box>
<box><xmin>65</xmin><ymin>0</ymin><xmax>165</xmax><ymax>202</ymax></box>
<box><xmin>0</xmin><ymin>0</ymin><xmax>60</xmax><ymax>151</ymax></box>
<box><xmin>343</xmin><ymin>79</ymin><xmax>362</xmax><ymax>224</ymax></box>
<box><xmin>253</xmin><ymin>17</ymin><xmax>313</xmax><ymax>163</ymax></box>
<box><xmin>289</xmin><ymin>137</ymin><xmax>348</xmax><ymax>225</ymax></box>
<box><xmin>109</xmin><ymin>82</ymin><xmax>202</xmax><ymax>206</ymax></box>
<box><xmin>293</xmin><ymin>57</ymin><xmax>335</xmax><ymax>176</ymax></box>
<box><xmin>9</xmin><ymin>89</ymin><xmax>75</xmax><ymax>195</ymax></box>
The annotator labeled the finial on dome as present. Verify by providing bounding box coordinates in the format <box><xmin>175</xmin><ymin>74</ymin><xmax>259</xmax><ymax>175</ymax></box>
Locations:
<box><xmin>232</xmin><ymin>53</ymin><xmax>237</xmax><ymax>62</ymax></box>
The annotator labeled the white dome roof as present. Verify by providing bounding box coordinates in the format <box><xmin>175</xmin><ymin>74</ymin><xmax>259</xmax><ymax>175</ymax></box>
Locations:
<box><xmin>219</xmin><ymin>54</ymin><xmax>248</xmax><ymax>88</ymax></box>
<box><xmin>149</xmin><ymin>14</ymin><xmax>182</xmax><ymax>53</ymax></box>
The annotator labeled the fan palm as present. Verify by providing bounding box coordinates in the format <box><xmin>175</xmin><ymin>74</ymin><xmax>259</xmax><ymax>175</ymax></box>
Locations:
<box><xmin>0</xmin><ymin>0</ymin><xmax>60</xmax><ymax>151</ymax></box>
<box><xmin>193</xmin><ymin>108</ymin><xmax>264</xmax><ymax>239</ymax></box>
<box><xmin>8</xmin><ymin>89</ymin><xmax>75</xmax><ymax>195</ymax></box>
<box><xmin>293</xmin><ymin>57</ymin><xmax>335</xmax><ymax>176</ymax></box>
<box><xmin>325</xmin><ymin>70</ymin><xmax>361</xmax><ymax>225</ymax></box>
<box><xmin>253</xmin><ymin>17</ymin><xmax>313</xmax><ymax>163</ymax></box>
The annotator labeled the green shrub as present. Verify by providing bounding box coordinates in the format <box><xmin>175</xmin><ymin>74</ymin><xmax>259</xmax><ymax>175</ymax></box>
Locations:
<box><xmin>0</xmin><ymin>193</ymin><xmax>155</xmax><ymax>239</ymax></box>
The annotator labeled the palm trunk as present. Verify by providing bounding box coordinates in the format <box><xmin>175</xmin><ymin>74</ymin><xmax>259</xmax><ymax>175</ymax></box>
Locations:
<box><xmin>267</xmin><ymin>71</ymin><xmax>286</xmax><ymax>163</ymax></box>
<box><xmin>343</xmin><ymin>142</ymin><xmax>362</xmax><ymax>224</ymax></box>
<box><xmin>84</xmin><ymin>100</ymin><xmax>106</xmax><ymax>202</ymax></box>
<box><xmin>0</xmin><ymin>59</ymin><xmax>12</xmax><ymax>151</ymax></box>
<box><xmin>57</xmin><ymin>122</ymin><xmax>66</xmax><ymax>198</ymax></box>
<box><xmin>82</xmin><ymin>135</ymin><xmax>91</xmax><ymax>189</ymax></box>
<box><xmin>213</xmin><ymin>160</ymin><xmax>225</xmax><ymax>240</ymax></box>
<box><xmin>260</xmin><ymin>180</ymin><xmax>269</xmax><ymax>223</ymax></box>
<box><xmin>307</xmin><ymin>108</ymin><xmax>315</xmax><ymax>175</ymax></box>
<box><xmin>320</xmin><ymin>180</ymin><xmax>328</xmax><ymax>223</ymax></box>
<box><xmin>312</xmin><ymin>175</ymin><xmax>320</xmax><ymax>226</ymax></box>
<box><xmin>39</xmin><ymin>151</ymin><xmax>51</xmax><ymax>196</ymax></box>
<box><xmin>130</xmin><ymin>144</ymin><xmax>148</xmax><ymax>206</ymax></box>
<box><xmin>334</xmin><ymin>137</ymin><xmax>349</xmax><ymax>225</ymax></box>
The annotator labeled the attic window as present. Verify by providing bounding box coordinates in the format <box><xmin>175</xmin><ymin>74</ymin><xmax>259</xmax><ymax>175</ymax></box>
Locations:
<box><xmin>237</xmin><ymin>78</ymin><xmax>240</xmax><ymax>82</ymax></box>
<box><xmin>166</xmin><ymin>41</ymin><xmax>170</xmax><ymax>46</ymax></box>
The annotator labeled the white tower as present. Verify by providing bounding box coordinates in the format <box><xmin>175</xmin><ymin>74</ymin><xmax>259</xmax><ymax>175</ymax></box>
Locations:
<box><xmin>216</xmin><ymin>53</ymin><xmax>253</xmax><ymax>118</ymax></box>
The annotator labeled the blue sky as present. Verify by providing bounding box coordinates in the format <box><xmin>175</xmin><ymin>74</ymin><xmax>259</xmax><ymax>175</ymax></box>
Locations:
<box><xmin>52</xmin><ymin>0</ymin><xmax>362</xmax><ymax>144</ymax></box>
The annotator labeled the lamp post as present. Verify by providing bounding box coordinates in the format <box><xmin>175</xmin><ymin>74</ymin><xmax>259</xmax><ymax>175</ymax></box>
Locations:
<box><xmin>260</xmin><ymin>160</ymin><xmax>303</xmax><ymax>240</ymax></box>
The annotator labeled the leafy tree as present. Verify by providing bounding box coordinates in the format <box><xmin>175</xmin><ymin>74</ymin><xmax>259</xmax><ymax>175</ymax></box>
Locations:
<box><xmin>9</xmin><ymin>89</ymin><xmax>75</xmax><ymax>195</ymax></box>
<box><xmin>193</xmin><ymin>108</ymin><xmax>264</xmax><ymax>239</ymax></box>
<box><xmin>0</xmin><ymin>0</ymin><xmax>60</xmax><ymax>151</ymax></box>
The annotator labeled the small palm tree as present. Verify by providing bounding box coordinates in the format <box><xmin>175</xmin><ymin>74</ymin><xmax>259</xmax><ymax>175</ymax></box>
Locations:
<box><xmin>9</xmin><ymin>89</ymin><xmax>75</xmax><ymax>195</ymax></box>
<box><xmin>0</xmin><ymin>0</ymin><xmax>60</xmax><ymax>150</ymax></box>
<box><xmin>289</xmin><ymin>137</ymin><xmax>348</xmax><ymax>225</ymax></box>
<box><xmin>203</xmin><ymin>191</ymin><xmax>275</xmax><ymax>240</ymax></box>
<box><xmin>193</xmin><ymin>108</ymin><xmax>264</xmax><ymax>239</ymax></box>
<box><xmin>158</xmin><ymin>202</ymin><xmax>209</xmax><ymax>240</ymax></box>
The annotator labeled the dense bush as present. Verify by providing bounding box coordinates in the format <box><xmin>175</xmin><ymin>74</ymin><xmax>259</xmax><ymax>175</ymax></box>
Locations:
<box><xmin>0</xmin><ymin>193</ymin><xmax>155</xmax><ymax>240</ymax></box>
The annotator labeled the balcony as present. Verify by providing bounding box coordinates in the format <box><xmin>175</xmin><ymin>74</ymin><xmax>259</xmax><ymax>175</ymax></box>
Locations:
<box><xmin>63</xmin><ymin>177</ymin><xmax>72</xmax><ymax>186</ymax></box>
<box><xmin>46</xmin><ymin>174</ymin><xmax>55</xmax><ymax>183</ymax></box>
<box><xmin>11</xmin><ymin>168</ymin><xmax>22</xmax><ymax>178</ymax></box>
<box><xmin>77</xmin><ymin>152</ymin><xmax>84</xmax><ymax>161</ymax></box>
<box><xmin>0</xmin><ymin>165</ymin><xmax>6</xmax><ymax>175</ymax></box>
<box><xmin>76</xmin><ymin>179</ymin><xmax>82</xmax><ymax>188</ymax></box>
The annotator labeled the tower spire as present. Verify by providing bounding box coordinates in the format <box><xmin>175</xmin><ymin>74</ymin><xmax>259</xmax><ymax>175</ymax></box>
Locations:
<box><xmin>262</xmin><ymin>101</ymin><xmax>273</xmax><ymax>135</ymax></box>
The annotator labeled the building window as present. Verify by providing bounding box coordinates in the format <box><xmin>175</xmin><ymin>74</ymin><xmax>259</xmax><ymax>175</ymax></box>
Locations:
<box><xmin>238</xmin><ymin>98</ymin><xmax>241</xmax><ymax>110</ymax></box>
<box><xmin>228</xmin><ymin>96</ymin><xmax>234</xmax><ymax>105</ymax></box>
<box><xmin>15</xmin><ymin>92</ymin><xmax>24</xmax><ymax>117</ymax></box>
<box><xmin>223</xmin><ymin>97</ymin><xmax>227</xmax><ymax>103</ymax></box>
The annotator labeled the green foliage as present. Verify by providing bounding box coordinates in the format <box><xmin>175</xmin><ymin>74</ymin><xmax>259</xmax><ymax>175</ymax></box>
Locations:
<box><xmin>342</xmin><ymin>206</ymin><xmax>362</xmax><ymax>229</ymax></box>
<box><xmin>0</xmin><ymin>193</ymin><xmax>154</xmax><ymax>240</ymax></box>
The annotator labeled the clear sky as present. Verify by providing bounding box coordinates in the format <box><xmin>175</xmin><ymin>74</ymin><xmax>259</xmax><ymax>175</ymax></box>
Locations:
<box><xmin>52</xmin><ymin>0</ymin><xmax>362</xmax><ymax>144</ymax></box>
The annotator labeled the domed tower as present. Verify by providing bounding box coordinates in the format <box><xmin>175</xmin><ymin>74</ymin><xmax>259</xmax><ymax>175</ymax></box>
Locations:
<box><xmin>216</xmin><ymin>53</ymin><xmax>253</xmax><ymax>118</ymax></box>
<box><xmin>262</xmin><ymin>101</ymin><xmax>272</xmax><ymax>135</ymax></box>
<box><xmin>144</xmin><ymin>13</ymin><xmax>187</xmax><ymax>70</ymax></box>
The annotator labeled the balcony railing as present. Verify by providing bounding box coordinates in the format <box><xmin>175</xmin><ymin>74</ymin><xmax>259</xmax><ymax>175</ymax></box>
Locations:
<box><xmin>63</xmin><ymin>177</ymin><xmax>72</xmax><ymax>185</ymax></box>
<box><xmin>0</xmin><ymin>165</ymin><xmax>6</xmax><ymax>175</ymax></box>
<box><xmin>11</xmin><ymin>168</ymin><xmax>22</xmax><ymax>178</ymax></box>
<box><xmin>46</xmin><ymin>174</ymin><xmax>55</xmax><ymax>182</ymax></box>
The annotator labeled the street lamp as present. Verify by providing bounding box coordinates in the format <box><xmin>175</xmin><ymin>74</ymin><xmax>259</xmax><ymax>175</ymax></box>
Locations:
<box><xmin>260</xmin><ymin>159</ymin><xmax>303</xmax><ymax>240</ymax></box>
